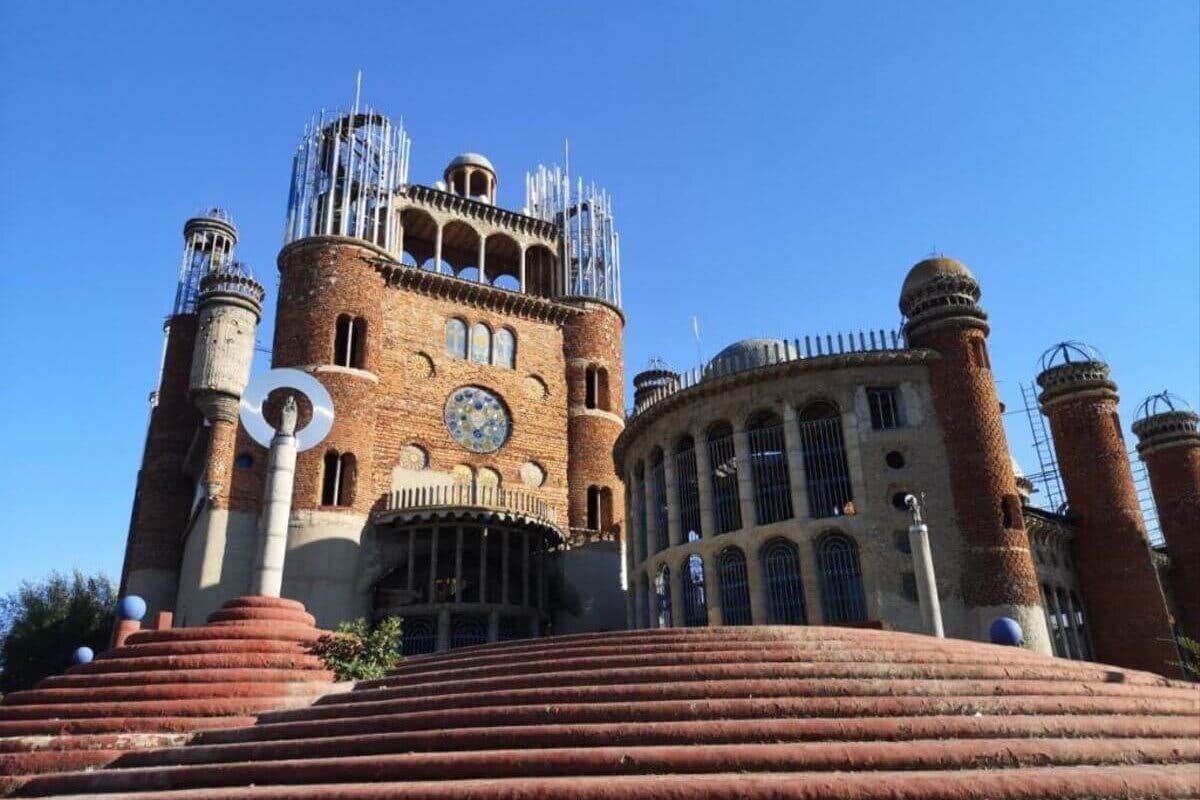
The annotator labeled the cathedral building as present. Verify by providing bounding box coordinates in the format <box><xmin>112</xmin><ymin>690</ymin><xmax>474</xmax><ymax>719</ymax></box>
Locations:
<box><xmin>117</xmin><ymin>91</ymin><xmax>1199</xmax><ymax>679</ymax></box>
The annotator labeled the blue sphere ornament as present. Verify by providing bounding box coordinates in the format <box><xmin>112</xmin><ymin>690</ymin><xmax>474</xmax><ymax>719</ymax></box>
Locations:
<box><xmin>989</xmin><ymin>616</ymin><xmax>1024</xmax><ymax>647</ymax></box>
<box><xmin>118</xmin><ymin>595</ymin><xmax>147</xmax><ymax>622</ymax></box>
<box><xmin>71</xmin><ymin>646</ymin><xmax>94</xmax><ymax>665</ymax></box>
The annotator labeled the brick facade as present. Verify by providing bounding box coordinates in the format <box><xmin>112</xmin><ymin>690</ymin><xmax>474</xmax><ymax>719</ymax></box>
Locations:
<box><xmin>1139</xmin><ymin>431</ymin><xmax>1200</xmax><ymax>641</ymax></box>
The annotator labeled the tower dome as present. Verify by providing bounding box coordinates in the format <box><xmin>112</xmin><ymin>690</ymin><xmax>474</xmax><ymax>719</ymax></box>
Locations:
<box><xmin>1132</xmin><ymin>390</ymin><xmax>1200</xmax><ymax>454</ymax></box>
<box><xmin>898</xmin><ymin>256</ymin><xmax>984</xmax><ymax>336</ymax></box>
<box><xmin>444</xmin><ymin>152</ymin><xmax>497</xmax><ymax>203</ymax></box>
<box><xmin>1035</xmin><ymin>341</ymin><xmax>1114</xmax><ymax>407</ymax></box>
<box><xmin>704</xmin><ymin>337</ymin><xmax>789</xmax><ymax>379</ymax></box>
<box><xmin>900</xmin><ymin>256</ymin><xmax>975</xmax><ymax>300</ymax></box>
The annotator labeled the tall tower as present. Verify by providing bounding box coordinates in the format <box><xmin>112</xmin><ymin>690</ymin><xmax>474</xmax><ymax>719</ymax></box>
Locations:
<box><xmin>1036</xmin><ymin>343</ymin><xmax>1179</xmax><ymax>675</ymax></box>
<box><xmin>120</xmin><ymin>210</ymin><xmax>238</xmax><ymax>620</ymax></box>
<box><xmin>1132</xmin><ymin>391</ymin><xmax>1200</xmax><ymax>642</ymax></box>
<box><xmin>899</xmin><ymin>257</ymin><xmax>1050</xmax><ymax>652</ymax></box>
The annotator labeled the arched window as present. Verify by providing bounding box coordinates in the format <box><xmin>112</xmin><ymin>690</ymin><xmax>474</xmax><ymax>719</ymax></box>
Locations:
<box><xmin>717</xmin><ymin>547</ymin><xmax>752</xmax><ymax>625</ymax></box>
<box><xmin>450</xmin><ymin>616</ymin><xmax>487</xmax><ymax>649</ymax></box>
<box><xmin>586</xmin><ymin>486</ymin><xmax>602</xmax><ymax>531</ymax></box>
<box><xmin>814</xmin><ymin>532</ymin><xmax>867</xmax><ymax>624</ymax></box>
<box><xmin>639</xmin><ymin>571</ymin><xmax>651</xmax><ymax>629</ymax></box>
<box><xmin>321</xmin><ymin>450</ymin><xmax>355</xmax><ymax>507</ymax></box>
<box><xmin>797</xmin><ymin>402</ymin><xmax>853</xmax><ymax>518</ymax></box>
<box><xmin>636</xmin><ymin>462</ymin><xmax>649</xmax><ymax>565</ymax></box>
<box><xmin>747</xmin><ymin>411</ymin><xmax>793</xmax><ymax>525</ymax></box>
<box><xmin>493</xmin><ymin>328</ymin><xmax>516</xmax><ymax>368</ymax></box>
<box><xmin>470</xmin><ymin>323</ymin><xmax>491</xmax><ymax>363</ymax></box>
<box><xmin>674</xmin><ymin>436</ymin><xmax>702</xmax><ymax>540</ymax></box>
<box><xmin>445</xmin><ymin>318</ymin><xmax>467</xmax><ymax>359</ymax></box>
<box><xmin>585</xmin><ymin>365</ymin><xmax>610</xmax><ymax>410</ymax></box>
<box><xmin>761</xmin><ymin>538</ymin><xmax>806</xmax><ymax>624</ymax></box>
<box><xmin>655</xmin><ymin>564</ymin><xmax>672</xmax><ymax>628</ymax></box>
<box><xmin>681</xmin><ymin>554</ymin><xmax>708</xmax><ymax>627</ymax></box>
<box><xmin>649</xmin><ymin>449</ymin><xmax>668</xmax><ymax>552</ymax></box>
<box><xmin>707</xmin><ymin>423</ymin><xmax>742</xmax><ymax>534</ymax></box>
<box><xmin>401</xmin><ymin>616</ymin><xmax>437</xmax><ymax>656</ymax></box>
<box><xmin>334</xmin><ymin>314</ymin><xmax>367</xmax><ymax>368</ymax></box>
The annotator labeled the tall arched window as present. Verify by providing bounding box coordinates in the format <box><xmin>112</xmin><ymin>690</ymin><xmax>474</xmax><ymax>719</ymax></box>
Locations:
<box><xmin>493</xmin><ymin>328</ymin><xmax>516</xmax><ymax>368</ymax></box>
<box><xmin>681</xmin><ymin>553</ymin><xmax>708</xmax><ymax>627</ymax></box>
<box><xmin>747</xmin><ymin>411</ymin><xmax>793</xmax><ymax>525</ymax></box>
<box><xmin>761</xmin><ymin>538</ymin><xmax>806</xmax><ymax>624</ymax></box>
<box><xmin>401</xmin><ymin>616</ymin><xmax>436</xmax><ymax>656</ymax></box>
<box><xmin>707</xmin><ymin>423</ymin><xmax>742</xmax><ymax>534</ymax></box>
<box><xmin>814</xmin><ymin>532</ymin><xmax>867</xmax><ymax>624</ymax></box>
<box><xmin>639</xmin><ymin>572</ymin><xmax>651</xmax><ymax>629</ymax></box>
<box><xmin>333</xmin><ymin>315</ymin><xmax>367</xmax><ymax>368</ymax></box>
<box><xmin>470</xmin><ymin>323</ymin><xmax>491</xmax><ymax>363</ymax></box>
<box><xmin>717</xmin><ymin>547</ymin><xmax>752</xmax><ymax>625</ymax></box>
<box><xmin>321</xmin><ymin>451</ymin><xmax>355</xmax><ymax>507</ymax></box>
<box><xmin>797</xmin><ymin>402</ymin><xmax>853</xmax><ymax>518</ymax></box>
<box><xmin>445</xmin><ymin>318</ymin><xmax>467</xmax><ymax>359</ymax></box>
<box><xmin>636</xmin><ymin>462</ymin><xmax>649</xmax><ymax>564</ymax></box>
<box><xmin>649</xmin><ymin>449</ymin><xmax>668</xmax><ymax>552</ymax></box>
<box><xmin>674</xmin><ymin>436</ymin><xmax>702</xmax><ymax>540</ymax></box>
<box><xmin>585</xmin><ymin>365</ymin><xmax>610</xmax><ymax>410</ymax></box>
<box><xmin>655</xmin><ymin>564</ymin><xmax>672</xmax><ymax>628</ymax></box>
<box><xmin>586</xmin><ymin>486</ymin><xmax>612</xmax><ymax>532</ymax></box>
<box><xmin>450</xmin><ymin>616</ymin><xmax>487</xmax><ymax>649</ymax></box>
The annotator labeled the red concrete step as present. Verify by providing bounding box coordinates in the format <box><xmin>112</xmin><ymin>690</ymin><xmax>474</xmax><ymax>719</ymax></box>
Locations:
<box><xmin>207</xmin><ymin>607</ymin><xmax>317</xmax><ymax>627</ymax></box>
<box><xmin>14</xmin><ymin>738</ymin><xmax>1199</xmax><ymax>796</ymax></box>
<box><xmin>92</xmin><ymin>639</ymin><xmax>311</xmax><ymax>661</ymax></box>
<box><xmin>39</xmin><ymin>667</ymin><xmax>334</xmax><ymax>689</ymax></box>
<box><xmin>221</xmin><ymin>596</ymin><xmax>309</xmax><ymax>612</ymax></box>
<box><xmin>4</xmin><ymin>681</ymin><xmax>334</xmax><ymax>705</ymax></box>
<box><xmin>122</xmin><ymin>625</ymin><xmax>319</xmax><ymax>646</ymax></box>
<box><xmin>74</xmin><ymin>652</ymin><xmax>326</xmax><ymax>674</ymax></box>
<box><xmin>15</xmin><ymin>765</ymin><xmax>1199</xmax><ymax>800</ymax></box>
<box><xmin>0</xmin><ymin>733</ymin><xmax>190</xmax><ymax>754</ymax></box>
<box><xmin>0</xmin><ymin>717</ymin><xmax>255</xmax><ymax>737</ymax></box>
<box><xmin>0</xmin><ymin>695</ymin><xmax>324</xmax><ymax>721</ymax></box>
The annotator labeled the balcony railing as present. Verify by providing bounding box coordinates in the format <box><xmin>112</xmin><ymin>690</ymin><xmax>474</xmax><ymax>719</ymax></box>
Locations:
<box><xmin>383</xmin><ymin>483</ymin><xmax>558</xmax><ymax>527</ymax></box>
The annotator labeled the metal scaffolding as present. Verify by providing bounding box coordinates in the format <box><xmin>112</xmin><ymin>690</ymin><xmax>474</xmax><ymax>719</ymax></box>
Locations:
<box><xmin>174</xmin><ymin>208</ymin><xmax>237</xmax><ymax>316</ymax></box>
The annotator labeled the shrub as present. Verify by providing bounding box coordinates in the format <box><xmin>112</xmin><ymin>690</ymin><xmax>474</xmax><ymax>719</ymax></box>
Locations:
<box><xmin>312</xmin><ymin>616</ymin><xmax>402</xmax><ymax>681</ymax></box>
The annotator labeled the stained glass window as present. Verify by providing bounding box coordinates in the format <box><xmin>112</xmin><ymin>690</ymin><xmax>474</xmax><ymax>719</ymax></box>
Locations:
<box><xmin>444</xmin><ymin>386</ymin><xmax>510</xmax><ymax>453</ymax></box>
<box><xmin>494</xmin><ymin>328</ymin><xmax>516</xmax><ymax>368</ymax></box>
<box><xmin>470</xmin><ymin>323</ymin><xmax>491</xmax><ymax>363</ymax></box>
<box><xmin>445</xmin><ymin>318</ymin><xmax>467</xmax><ymax>359</ymax></box>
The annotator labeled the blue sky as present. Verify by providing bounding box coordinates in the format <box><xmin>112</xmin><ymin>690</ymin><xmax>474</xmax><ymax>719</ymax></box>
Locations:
<box><xmin>0</xmin><ymin>2</ymin><xmax>1196</xmax><ymax>597</ymax></box>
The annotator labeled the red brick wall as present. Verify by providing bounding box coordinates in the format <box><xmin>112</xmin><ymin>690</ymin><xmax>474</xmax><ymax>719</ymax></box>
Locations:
<box><xmin>908</xmin><ymin>324</ymin><xmax>1041</xmax><ymax>609</ymax></box>
<box><xmin>120</xmin><ymin>315</ymin><xmax>203</xmax><ymax>591</ymax></box>
<box><xmin>1045</xmin><ymin>394</ymin><xmax>1180</xmax><ymax>675</ymax></box>
<box><xmin>1143</xmin><ymin>443</ymin><xmax>1200</xmax><ymax>641</ymax></box>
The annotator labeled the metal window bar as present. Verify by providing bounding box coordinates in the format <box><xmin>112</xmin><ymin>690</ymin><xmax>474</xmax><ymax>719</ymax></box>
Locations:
<box><xmin>748</xmin><ymin>424</ymin><xmax>794</xmax><ymax>525</ymax></box>
<box><xmin>639</xmin><ymin>572</ymin><xmax>651</xmax><ymax>630</ymax></box>
<box><xmin>450</xmin><ymin>616</ymin><xmax>488</xmax><ymax>649</ymax></box>
<box><xmin>866</xmin><ymin>387</ymin><xmax>902</xmax><ymax>430</ymax></box>
<box><xmin>681</xmin><ymin>554</ymin><xmax>708</xmax><ymax>627</ymax></box>
<box><xmin>1069</xmin><ymin>591</ymin><xmax>1093</xmax><ymax>661</ymax></box>
<box><xmin>651</xmin><ymin>458</ymin><xmax>669</xmax><ymax>552</ymax></box>
<box><xmin>674</xmin><ymin>445</ymin><xmax>703</xmax><ymax>539</ymax></box>
<box><xmin>708</xmin><ymin>432</ymin><xmax>742</xmax><ymax>533</ymax></box>
<box><xmin>798</xmin><ymin>415</ymin><xmax>854</xmax><ymax>519</ymax></box>
<box><xmin>762</xmin><ymin>539</ymin><xmax>807</xmax><ymax>624</ymax></box>
<box><xmin>401</xmin><ymin>616</ymin><xmax>436</xmax><ymax>656</ymax></box>
<box><xmin>815</xmin><ymin>534</ymin><xmax>867</xmax><ymax>623</ymax></box>
<box><xmin>1040</xmin><ymin>584</ymin><xmax>1066</xmax><ymax>658</ymax></box>
<box><xmin>717</xmin><ymin>548</ymin><xmax>752</xmax><ymax>625</ymax></box>
<box><xmin>655</xmin><ymin>566</ymin><xmax>673</xmax><ymax>627</ymax></box>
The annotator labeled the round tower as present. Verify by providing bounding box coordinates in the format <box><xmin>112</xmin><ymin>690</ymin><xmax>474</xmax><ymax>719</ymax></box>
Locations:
<box><xmin>1036</xmin><ymin>343</ymin><xmax>1179</xmax><ymax>675</ymax></box>
<box><xmin>1132</xmin><ymin>391</ymin><xmax>1200</xmax><ymax>641</ymax></box>
<box><xmin>899</xmin><ymin>256</ymin><xmax>1050</xmax><ymax>653</ymax></box>
<box><xmin>189</xmin><ymin>263</ymin><xmax>265</xmax><ymax>503</ymax></box>
<box><xmin>632</xmin><ymin>359</ymin><xmax>679</xmax><ymax>414</ymax></box>
<box><xmin>444</xmin><ymin>153</ymin><xmax>497</xmax><ymax>204</ymax></box>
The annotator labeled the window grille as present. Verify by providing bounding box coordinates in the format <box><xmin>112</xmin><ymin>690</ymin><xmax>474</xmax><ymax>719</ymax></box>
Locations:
<box><xmin>655</xmin><ymin>565</ymin><xmax>672</xmax><ymax>627</ymax></box>
<box><xmin>681</xmin><ymin>554</ymin><xmax>708</xmax><ymax>627</ymax></box>
<box><xmin>866</xmin><ymin>387</ymin><xmax>902</xmax><ymax>430</ymax></box>
<box><xmin>674</xmin><ymin>439</ymin><xmax>702</xmax><ymax>540</ymax></box>
<box><xmin>747</xmin><ymin>416</ymin><xmax>793</xmax><ymax>525</ymax></box>
<box><xmin>650</xmin><ymin>453</ymin><xmax>668</xmax><ymax>552</ymax></box>
<box><xmin>797</xmin><ymin>403</ymin><xmax>854</xmax><ymax>518</ymax></box>
<box><xmin>1041</xmin><ymin>583</ymin><xmax>1067</xmax><ymax>658</ymax></box>
<box><xmin>450</xmin><ymin>616</ymin><xmax>488</xmax><ymax>649</ymax></box>
<box><xmin>401</xmin><ymin>616</ymin><xmax>436</xmax><ymax>656</ymax></box>
<box><xmin>815</xmin><ymin>532</ymin><xmax>867</xmax><ymax>624</ymax></box>
<box><xmin>639</xmin><ymin>572</ymin><xmax>651</xmax><ymax>629</ymax></box>
<box><xmin>707</xmin><ymin>425</ymin><xmax>742</xmax><ymax>533</ymax></box>
<box><xmin>717</xmin><ymin>547</ymin><xmax>752</xmax><ymax>625</ymax></box>
<box><xmin>1069</xmin><ymin>591</ymin><xmax>1092</xmax><ymax>660</ymax></box>
<box><xmin>762</xmin><ymin>538</ymin><xmax>806</xmax><ymax>624</ymax></box>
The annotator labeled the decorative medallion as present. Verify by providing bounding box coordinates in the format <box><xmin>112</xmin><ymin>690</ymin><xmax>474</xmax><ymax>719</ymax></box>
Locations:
<box><xmin>398</xmin><ymin>444</ymin><xmax>428</xmax><ymax>471</ymax></box>
<box><xmin>444</xmin><ymin>386</ymin><xmax>511</xmax><ymax>453</ymax></box>
<box><xmin>407</xmin><ymin>351</ymin><xmax>436</xmax><ymax>379</ymax></box>
<box><xmin>520</xmin><ymin>461</ymin><xmax>546</xmax><ymax>488</ymax></box>
<box><xmin>523</xmin><ymin>374</ymin><xmax>549</xmax><ymax>401</ymax></box>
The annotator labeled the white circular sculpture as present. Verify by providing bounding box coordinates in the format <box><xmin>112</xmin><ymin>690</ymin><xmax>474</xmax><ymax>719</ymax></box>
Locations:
<box><xmin>239</xmin><ymin>368</ymin><xmax>335</xmax><ymax>451</ymax></box>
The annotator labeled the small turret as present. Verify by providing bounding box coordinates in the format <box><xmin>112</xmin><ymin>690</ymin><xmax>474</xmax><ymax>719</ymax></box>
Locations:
<box><xmin>632</xmin><ymin>359</ymin><xmax>680</xmax><ymax>413</ymax></box>
<box><xmin>444</xmin><ymin>152</ymin><xmax>497</xmax><ymax>204</ymax></box>
<box><xmin>175</xmin><ymin>209</ymin><xmax>238</xmax><ymax>315</ymax></box>
<box><xmin>189</xmin><ymin>263</ymin><xmax>265</xmax><ymax>424</ymax></box>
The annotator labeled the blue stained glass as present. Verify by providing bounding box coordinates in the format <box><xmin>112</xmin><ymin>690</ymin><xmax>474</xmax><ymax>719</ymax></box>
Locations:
<box><xmin>444</xmin><ymin>386</ymin><xmax>510</xmax><ymax>453</ymax></box>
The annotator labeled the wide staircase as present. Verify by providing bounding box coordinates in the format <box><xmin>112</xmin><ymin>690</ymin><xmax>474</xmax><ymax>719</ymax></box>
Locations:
<box><xmin>0</xmin><ymin>596</ymin><xmax>336</xmax><ymax>790</ymax></box>
<box><xmin>2</xmin><ymin>624</ymin><xmax>1198</xmax><ymax>798</ymax></box>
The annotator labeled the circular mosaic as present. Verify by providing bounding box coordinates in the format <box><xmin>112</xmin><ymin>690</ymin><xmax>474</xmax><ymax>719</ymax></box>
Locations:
<box><xmin>520</xmin><ymin>461</ymin><xmax>546</xmax><ymax>488</ymax></box>
<box><xmin>523</xmin><ymin>375</ymin><xmax>549</xmax><ymax>401</ymax></box>
<box><xmin>444</xmin><ymin>386</ymin><xmax>511</xmax><ymax>453</ymax></box>
<box><xmin>398</xmin><ymin>444</ymin><xmax>428</xmax><ymax>471</ymax></box>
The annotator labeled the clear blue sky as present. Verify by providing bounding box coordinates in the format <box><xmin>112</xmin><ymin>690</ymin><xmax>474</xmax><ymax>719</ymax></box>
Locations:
<box><xmin>0</xmin><ymin>2</ymin><xmax>1196</xmax><ymax>597</ymax></box>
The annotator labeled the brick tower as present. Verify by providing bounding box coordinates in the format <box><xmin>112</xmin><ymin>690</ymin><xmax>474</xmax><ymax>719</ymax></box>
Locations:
<box><xmin>1036</xmin><ymin>343</ymin><xmax>1179</xmax><ymax>675</ymax></box>
<box><xmin>1132</xmin><ymin>391</ymin><xmax>1200</xmax><ymax>642</ymax></box>
<box><xmin>899</xmin><ymin>257</ymin><xmax>1050</xmax><ymax>652</ymax></box>
<box><xmin>120</xmin><ymin>210</ymin><xmax>238</xmax><ymax>621</ymax></box>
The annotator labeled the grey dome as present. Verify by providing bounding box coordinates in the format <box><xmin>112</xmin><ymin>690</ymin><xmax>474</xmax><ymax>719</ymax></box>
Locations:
<box><xmin>704</xmin><ymin>338</ymin><xmax>789</xmax><ymax>378</ymax></box>
<box><xmin>446</xmin><ymin>152</ymin><xmax>495</xmax><ymax>173</ymax></box>
<box><xmin>900</xmin><ymin>256</ymin><xmax>975</xmax><ymax>301</ymax></box>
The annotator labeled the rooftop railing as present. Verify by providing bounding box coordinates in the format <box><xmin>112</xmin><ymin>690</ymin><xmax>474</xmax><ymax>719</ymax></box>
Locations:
<box><xmin>383</xmin><ymin>483</ymin><xmax>558</xmax><ymax>527</ymax></box>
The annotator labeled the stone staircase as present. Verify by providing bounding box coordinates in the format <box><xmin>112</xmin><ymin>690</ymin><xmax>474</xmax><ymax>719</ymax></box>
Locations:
<box><xmin>0</xmin><ymin>596</ymin><xmax>336</xmax><ymax>789</ymax></box>
<box><xmin>2</xmin><ymin>624</ymin><xmax>1197</xmax><ymax>798</ymax></box>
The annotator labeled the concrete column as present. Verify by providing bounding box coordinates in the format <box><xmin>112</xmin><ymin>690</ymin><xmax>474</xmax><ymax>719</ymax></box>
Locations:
<box><xmin>434</xmin><ymin>224</ymin><xmax>443</xmax><ymax>273</ymax></box>
<box><xmin>406</xmin><ymin>529</ymin><xmax>415</xmax><ymax>591</ymax></box>
<box><xmin>479</xmin><ymin>527</ymin><xmax>489</xmax><ymax>604</ymax></box>
<box><xmin>487</xmin><ymin>610</ymin><xmax>500</xmax><ymax>643</ymax></box>
<box><xmin>693</xmin><ymin>428</ymin><xmax>716</xmax><ymax>539</ymax></box>
<box><xmin>478</xmin><ymin>236</ymin><xmax>487</xmax><ymax>283</ymax></box>
<box><xmin>645</xmin><ymin>468</ymin><xmax>662</xmax><ymax>554</ymax></box>
<box><xmin>521</xmin><ymin>531</ymin><xmax>530</xmax><ymax>607</ymax></box>
<box><xmin>668</xmin><ymin>560</ymin><xmax>683</xmax><ymax>628</ymax></box>
<box><xmin>732</xmin><ymin>422</ymin><xmax>757</xmax><ymax>530</ymax></box>
<box><xmin>536</xmin><ymin>543</ymin><xmax>546</xmax><ymax>612</ymax></box>
<box><xmin>647</xmin><ymin>566</ymin><xmax>660</xmax><ymax>627</ymax></box>
<box><xmin>397</xmin><ymin>219</ymin><xmax>405</xmax><ymax>262</ymax></box>
<box><xmin>781</xmin><ymin>404</ymin><xmax>809</xmax><ymax>519</ymax></box>
<box><xmin>664</xmin><ymin>445</ymin><xmax>682</xmax><ymax>547</ymax></box>
<box><xmin>519</xmin><ymin>246</ymin><xmax>527</xmax><ymax>293</ymax></box>
<box><xmin>250</xmin><ymin>398</ymin><xmax>298</xmax><ymax>598</ymax></box>
<box><xmin>436</xmin><ymin>607</ymin><xmax>450</xmax><ymax>652</ymax></box>
<box><xmin>1060</xmin><ymin>587</ymin><xmax>1085</xmax><ymax>660</ymax></box>
<box><xmin>429</xmin><ymin>527</ymin><xmax>439</xmax><ymax>603</ymax></box>
<box><xmin>703</xmin><ymin>551</ymin><xmax>724</xmax><ymax>626</ymax></box>
<box><xmin>501</xmin><ymin>529</ymin><xmax>510</xmax><ymax>605</ymax></box>
<box><xmin>454</xmin><ymin>526</ymin><xmax>464</xmax><ymax>603</ymax></box>
<box><xmin>1046</xmin><ymin>586</ymin><xmax>1068</xmax><ymax>657</ymax></box>
<box><xmin>632</xmin><ymin>475</ymin><xmax>646</xmax><ymax>563</ymax></box>
<box><xmin>907</xmin><ymin>522</ymin><xmax>945</xmax><ymax>638</ymax></box>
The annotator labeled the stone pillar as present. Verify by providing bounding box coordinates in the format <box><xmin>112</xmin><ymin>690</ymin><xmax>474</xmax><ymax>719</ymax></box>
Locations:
<box><xmin>664</xmin><ymin>445</ymin><xmax>682</xmax><ymax>547</ymax></box>
<box><xmin>703</xmin><ymin>551</ymin><xmax>724</xmax><ymax>626</ymax></box>
<box><xmin>644</xmin><ymin>468</ymin><xmax>661</xmax><ymax>555</ymax></box>
<box><xmin>732</xmin><ymin>422</ymin><xmax>757</xmax><ymax>530</ymax></box>
<box><xmin>694</xmin><ymin>427</ymin><xmax>716</xmax><ymax>539</ymax></box>
<box><xmin>1037</xmin><ymin>353</ymin><xmax>1179</xmax><ymax>675</ymax></box>
<box><xmin>436</xmin><ymin>607</ymin><xmax>450</xmax><ymax>652</ymax></box>
<box><xmin>429</xmin><ymin>528</ymin><xmax>439</xmax><ymax>603</ymax></box>
<box><xmin>1133</xmin><ymin>400</ymin><xmax>1200</xmax><ymax>642</ymax></box>
<box><xmin>487</xmin><ymin>610</ymin><xmax>500</xmax><ymax>643</ymax></box>
<box><xmin>907</xmin><ymin>519</ymin><xmax>944</xmax><ymax>638</ymax></box>
<box><xmin>501</xmin><ymin>529</ymin><xmax>510</xmax><ymax>605</ymax></box>
<box><xmin>453</xmin><ymin>526</ymin><xmax>464</xmax><ymax>603</ymax></box>
<box><xmin>250</xmin><ymin>397</ymin><xmax>298</xmax><ymax>598</ymax></box>
<box><xmin>781</xmin><ymin>404</ymin><xmax>809</xmax><ymax>520</ymax></box>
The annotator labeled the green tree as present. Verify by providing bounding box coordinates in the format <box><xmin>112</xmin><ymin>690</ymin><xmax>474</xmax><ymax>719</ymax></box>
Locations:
<box><xmin>312</xmin><ymin>617</ymin><xmax>403</xmax><ymax>681</ymax></box>
<box><xmin>0</xmin><ymin>571</ymin><xmax>116</xmax><ymax>694</ymax></box>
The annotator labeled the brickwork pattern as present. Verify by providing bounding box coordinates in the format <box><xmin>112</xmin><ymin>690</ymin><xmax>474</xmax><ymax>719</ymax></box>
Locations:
<box><xmin>120</xmin><ymin>315</ymin><xmax>203</xmax><ymax>589</ymax></box>
<box><xmin>909</xmin><ymin>325</ymin><xmax>1041</xmax><ymax>608</ymax></box>
<box><xmin>1144</xmin><ymin>444</ymin><xmax>1200</xmax><ymax>640</ymax></box>
<box><xmin>1044</xmin><ymin>393</ymin><xmax>1180</xmax><ymax>675</ymax></box>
